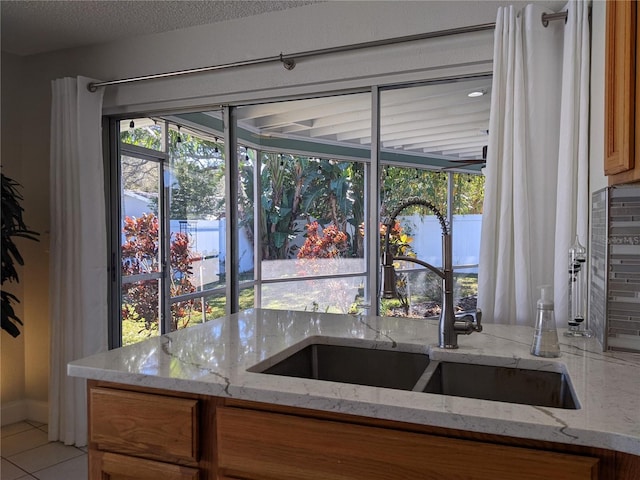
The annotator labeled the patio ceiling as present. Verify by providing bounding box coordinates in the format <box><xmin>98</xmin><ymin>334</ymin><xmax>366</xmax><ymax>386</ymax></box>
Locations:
<box><xmin>170</xmin><ymin>75</ymin><xmax>491</xmax><ymax>172</ymax></box>
<box><xmin>235</xmin><ymin>76</ymin><xmax>491</xmax><ymax>170</ymax></box>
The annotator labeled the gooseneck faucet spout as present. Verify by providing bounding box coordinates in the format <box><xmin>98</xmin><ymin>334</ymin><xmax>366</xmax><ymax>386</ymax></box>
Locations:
<box><xmin>381</xmin><ymin>197</ymin><xmax>481</xmax><ymax>349</ymax></box>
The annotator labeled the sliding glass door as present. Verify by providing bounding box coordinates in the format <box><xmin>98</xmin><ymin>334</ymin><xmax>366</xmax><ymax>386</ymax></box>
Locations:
<box><xmin>113</xmin><ymin>116</ymin><xmax>230</xmax><ymax>347</ymax></box>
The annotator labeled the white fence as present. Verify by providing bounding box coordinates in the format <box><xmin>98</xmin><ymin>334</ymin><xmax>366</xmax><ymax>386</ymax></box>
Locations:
<box><xmin>399</xmin><ymin>214</ymin><xmax>482</xmax><ymax>272</ymax></box>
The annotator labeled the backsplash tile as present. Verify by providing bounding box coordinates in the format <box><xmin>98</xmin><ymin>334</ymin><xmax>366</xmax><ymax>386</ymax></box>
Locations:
<box><xmin>590</xmin><ymin>185</ymin><xmax>640</xmax><ymax>353</ymax></box>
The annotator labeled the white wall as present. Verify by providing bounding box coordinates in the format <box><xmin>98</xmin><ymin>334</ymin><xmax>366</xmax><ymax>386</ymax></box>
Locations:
<box><xmin>589</xmin><ymin>0</ymin><xmax>607</xmax><ymax>194</ymax></box>
<box><xmin>0</xmin><ymin>0</ymin><xmax>601</xmax><ymax>422</ymax></box>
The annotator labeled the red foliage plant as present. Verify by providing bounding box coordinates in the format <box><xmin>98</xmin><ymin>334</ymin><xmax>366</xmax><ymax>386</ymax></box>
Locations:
<box><xmin>297</xmin><ymin>221</ymin><xmax>348</xmax><ymax>259</ymax></box>
<box><xmin>121</xmin><ymin>213</ymin><xmax>205</xmax><ymax>333</ymax></box>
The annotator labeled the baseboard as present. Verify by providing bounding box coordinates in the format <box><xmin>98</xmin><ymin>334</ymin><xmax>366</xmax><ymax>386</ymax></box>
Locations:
<box><xmin>1</xmin><ymin>399</ymin><xmax>48</xmax><ymax>426</ymax></box>
<box><xmin>1</xmin><ymin>399</ymin><xmax>27</xmax><ymax>426</ymax></box>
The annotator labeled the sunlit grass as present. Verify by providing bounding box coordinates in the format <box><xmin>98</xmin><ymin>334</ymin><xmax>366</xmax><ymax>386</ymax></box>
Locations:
<box><xmin>122</xmin><ymin>274</ymin><xmax>478</xmax><ymax>345</ymax></box>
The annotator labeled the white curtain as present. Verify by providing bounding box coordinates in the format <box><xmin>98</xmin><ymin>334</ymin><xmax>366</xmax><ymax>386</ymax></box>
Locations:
<box><xmin>49</xmin><ymin>76</ymin><xmax>107</xmax><ymax>446</ymax></box>
<box><xmin>478</xmin><ymin>1</ymin><xmax>590</xmax><ymax>326</ymax></box>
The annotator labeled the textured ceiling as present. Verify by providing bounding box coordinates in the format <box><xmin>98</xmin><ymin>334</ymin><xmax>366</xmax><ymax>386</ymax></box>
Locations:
<box><xmin>0</xmin><ymin>0</ymin><xmax>318</xmax><ymax>56</ymax></box>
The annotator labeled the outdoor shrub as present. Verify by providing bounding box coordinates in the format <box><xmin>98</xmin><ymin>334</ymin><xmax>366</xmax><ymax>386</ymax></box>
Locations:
<box><xmin>121</xmin><ymin>213</ymin><xmax>207</xmax><ymax>333</ymax></box>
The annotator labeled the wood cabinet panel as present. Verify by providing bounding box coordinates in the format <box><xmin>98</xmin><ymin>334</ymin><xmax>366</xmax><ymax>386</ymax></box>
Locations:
<box><xmin>605</xmin><ymin>0</ymin><xmax>640</xmax><ymax>184</ymax></box>
<box><xmin>89</xmin><ymin>451</ymin><xmax>200</xmax><ymax>480</ymax></box>
<box><xmin>605</xmin><ymin>0</ymin><xmax>636</xmax><ymax>177</ymax></box>
<box><xmin>216</xmin><ymin>406</ymin><xmax>599</xmax><ymax>480</ymax></box>
<box><xmin>90</xmin><ymin>387</ymin><xmax>199</xmax><ymax>465</ymax></box>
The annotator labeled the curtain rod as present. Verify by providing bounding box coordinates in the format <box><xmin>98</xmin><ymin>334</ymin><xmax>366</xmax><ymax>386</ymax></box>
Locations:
<box><xmin>87</xmin><ymin>11</ymin><xmax>567</xmax><ymax>92</ymax></box>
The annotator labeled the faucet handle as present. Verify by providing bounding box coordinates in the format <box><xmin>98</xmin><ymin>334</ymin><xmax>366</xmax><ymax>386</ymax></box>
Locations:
<box><xmin>454</xmin><ymin>309</ymin><xmax>483</xmax><ymax>334</ymax></box>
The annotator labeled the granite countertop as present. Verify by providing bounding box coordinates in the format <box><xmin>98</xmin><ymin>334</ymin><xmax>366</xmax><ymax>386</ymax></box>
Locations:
<box><xmin>68</xmin><ymin>309</ymin><xmax>640</xmax><ymax>456</ymax></box>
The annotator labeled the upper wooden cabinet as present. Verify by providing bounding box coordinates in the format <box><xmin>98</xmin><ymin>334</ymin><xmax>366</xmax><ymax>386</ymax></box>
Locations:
<box><xmin>605</xmin><ymin>0</ymin><xmax>640</xmax><ymax>184</ymax></box>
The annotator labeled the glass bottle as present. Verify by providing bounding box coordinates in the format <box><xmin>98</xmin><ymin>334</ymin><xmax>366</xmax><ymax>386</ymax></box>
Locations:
<box><xmin>564</xmin><ymin>235</ymin><xmax>592</xmax><ymax>337</ymax></box>
<box><xmin>531</xmin><ymin>285</ymin><xmax>561</xmax><ymax>357</ymax></box>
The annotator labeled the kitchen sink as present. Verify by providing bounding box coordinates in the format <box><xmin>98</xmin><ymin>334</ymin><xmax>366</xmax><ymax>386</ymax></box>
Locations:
<box><xmin>419</xmin><ymin>360</ymin><xmax>579</xmax><ymax>409</ymax></box>
<box><xmin>249</xmin><ymin>341</ymin><xmax>430</xmax><ymax>391</ymax></box>
<box><xmin>250</xmin><ymin>339</ymin><xmax>579</xmax><ymax>409</ymax></box>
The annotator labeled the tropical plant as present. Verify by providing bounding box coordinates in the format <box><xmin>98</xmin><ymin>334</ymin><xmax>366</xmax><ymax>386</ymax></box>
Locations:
<box><xmin>298</xmin><ymin>221</ymin><xmax>349</xmax><ymax>260</ymax></box>
<box><xmin>239</xmin><ymin>153</ymin><xmax>364</xmax><ymax>261</ymax></box>
<box><xmin>296</xmin><ymin>221</ymin><xmax>355</xmax><ymax>313</ymax></box>
<box><xmin>1</xmin><ymin>174</ymin><xmax>39</xmax><ymax>337</ymax></box>
<box><xmin>121</xmin><ymin>213</ymin><xmax>206</xmax><ymax>334</ymax></box>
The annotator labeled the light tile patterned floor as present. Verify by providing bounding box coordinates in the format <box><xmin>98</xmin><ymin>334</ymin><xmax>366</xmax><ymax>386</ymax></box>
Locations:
<box><xmin>1</xmin><ymin>421</ymin><xmax>87</xmax><ymax>480</ymax></box>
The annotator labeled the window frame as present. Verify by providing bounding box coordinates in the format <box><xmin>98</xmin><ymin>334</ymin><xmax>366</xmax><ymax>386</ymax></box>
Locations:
<box><xmin>107</xmin><ymin>76</ymin><xmax>486</xmax><ymax>348</ymax></box>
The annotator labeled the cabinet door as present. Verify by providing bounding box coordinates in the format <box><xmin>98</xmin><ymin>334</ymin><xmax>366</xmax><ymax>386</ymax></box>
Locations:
<box><xmin>605</xmin><ymin>0</ymin><xmax>636</xmax><ymax>177</ymax></box>
<box><xmin>89</xmin><ymin>387</ymin><xmax>199</xmax><ymax>465</ymax></box>
<box><xmin>217</xmin><ymin>406</ymin><xmax>599</xmax><ymax>480</ymax></box>
<box><xmin>89</xmin><ymin>451</ymin><xmax>199</xmax><ymax>480</ymax></box>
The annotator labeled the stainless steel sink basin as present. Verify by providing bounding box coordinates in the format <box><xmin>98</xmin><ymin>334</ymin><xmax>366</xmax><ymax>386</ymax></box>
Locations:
<box><xmin>250</xmin><ymin>341</ymin><xmax>430</xmax><ymax>391</ymax></box>
<box><xmin>419</xmin><ymin>361</ymin><xmax>579</xmax><ymax>409</ymax></box>
<box><xmin>250</xmin><ymin>339</ymin><xmax>579</xmax><ymax>409</ymax></box>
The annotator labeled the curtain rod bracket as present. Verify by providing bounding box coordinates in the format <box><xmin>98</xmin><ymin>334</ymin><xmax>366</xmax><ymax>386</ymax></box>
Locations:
<box><xmin>541</xmin><ymin>11</ymin><xmax>568</xmax><ymax>28</ymax></box>
<box><xmin>280</xmin><ymin>53</ymin><xmax>296</xmax><ymax>70</ymax></box>
<box><xmin>87</xmin><ymin>83</ymin><xmax>98</xmax><ymax>93</ymax></box>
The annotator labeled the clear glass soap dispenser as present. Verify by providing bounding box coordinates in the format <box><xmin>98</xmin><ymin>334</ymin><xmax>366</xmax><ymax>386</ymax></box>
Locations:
<box><xmin>531</xmin><ymin>285</ymin><xmax>561</xmax><ymax>357</ymax></box>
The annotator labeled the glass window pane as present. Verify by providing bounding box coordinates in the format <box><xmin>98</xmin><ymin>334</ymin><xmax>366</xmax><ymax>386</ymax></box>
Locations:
<box><xmin>452</xmin><ymin>172</ymin><xmax>484</xmax><ymax>309</ymax></box>
<box><xmin>379</xmin><ymin>78</ymin><xmax>489</xmax><ymax>318</ymax></box>
<box><xmin>453</xmin><ymin>267</ymin><xmax>479</xmax><ymax>311</ymax></box>
<box><xmin>121</xmin><ymin>155</ymin><xmax>160</xmax><ymax>222</ymax></box>
<box><xmin>258</xmin><ymin>153</ymin><xmax>366</xmax><ymax>280</ymax></box>
<box><xmin>171</xmin><ymin>291</ymin><xmax>223</xmax><ymax>329</ymax></box>
<box><xmin>235</xmin><ymin>94</ymin><xmax>369</xmax><ymax>287</ymax></box>
<box><xmin>381</xmin><ymin>166</ymin><xmax>446</xmax><ymax>267</ymax></box>
<box><xmin>238</xmin><ymin>146</ymin><xmax>255</xmax><ymax>284</ymax></box>
<box><xmin>170</xmin><ymin>288</ymin><xmax>254</xmax><ymax>329</ymax></box>
<box><xmin>120</xmin><ymin>154</ymin><xmax>162</xmax><ymax>344</ymax></box>
<box><xmin>380</xmin><ymin>267</ymin><xmax>443</xmax><ymax>318</ymax></box>
<box><xmin>167</xmin><ymin>125</ymin><xmax>226</xmax><ymax>325</ymax></box>
<box><xmin>120</xmin><ymin>118</ymin><xmax>164</xmax><ymax>151</ymax></box>
<box><xmin>261</xmin><ymin>276</ymin><xmax>365</xmax><ymax>314</ymax></box>
<box><xmin>121</xmin><ymin>279</ymin><xmax>160</xmax><ymax>346</ymax></box>
<box><xmin>378</xmin><ymin>79</ymin><xmax>490</xmax><ymax>170</ymax></box>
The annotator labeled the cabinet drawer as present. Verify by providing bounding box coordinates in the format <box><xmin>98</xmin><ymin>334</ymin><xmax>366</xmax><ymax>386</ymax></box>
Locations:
<box><xmin>217</xmin><ymin>406</ymin><xmax>599</xmax><ymax>480</ymax></box>
<box><xmin>90</xmin><ymin>387</ymin><xmax>199</xmax><ymax>465</ymax></box>
<box><xmin>90</xmin><ymin>450</ymin><xmax>200</xmax><ymax>480</ymax></box>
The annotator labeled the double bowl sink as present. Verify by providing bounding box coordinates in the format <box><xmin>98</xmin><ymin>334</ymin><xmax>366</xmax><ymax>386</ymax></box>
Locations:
<box><xmin>248</xmin><ymin>339</ymin><xmax>579</xmax><ymax>409</ymax></box>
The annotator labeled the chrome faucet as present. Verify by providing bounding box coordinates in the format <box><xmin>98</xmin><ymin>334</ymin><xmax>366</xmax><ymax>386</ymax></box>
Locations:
<box><xmin>381</xmin><ymin>197</ymin><xmax>482</xmax><ymax>348</ymax></box>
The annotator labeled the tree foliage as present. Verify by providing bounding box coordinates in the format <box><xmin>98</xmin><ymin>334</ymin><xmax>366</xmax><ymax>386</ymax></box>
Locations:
<box><xmin>120</xmin><ymin>125</ymin><xmax>225</xmax><ymax>220</ymax></box>
<box><xmin>381</xmin><ymin>167</ymin><xmax>484</xmax><ymax>217</ymax></box>
<box><xmin>121</xmin><ymin>213</ymin><xmax>206</xmax><ymax>334</ymax></box>
<box><xmin>168</xmin><ymin>130</ymin><xmax>224</xmax><ymax>219</ymax></box>
<box><xmin>239</xmin><ymin>154</ymin><xmax>365</xmax><ymax>260</ymax></box>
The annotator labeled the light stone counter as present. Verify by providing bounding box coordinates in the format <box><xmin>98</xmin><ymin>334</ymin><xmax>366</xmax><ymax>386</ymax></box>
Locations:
<box><xmin>68</xmin><ymin>309</ymin><xmax>640</xmax><ymax>456</ymax></box>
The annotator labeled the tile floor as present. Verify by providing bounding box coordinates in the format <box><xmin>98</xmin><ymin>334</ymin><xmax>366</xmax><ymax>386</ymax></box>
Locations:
<box><xmin>1</xmin><ymin>421</ymin><xmax>87</xmax><ymax>480</ymax></box>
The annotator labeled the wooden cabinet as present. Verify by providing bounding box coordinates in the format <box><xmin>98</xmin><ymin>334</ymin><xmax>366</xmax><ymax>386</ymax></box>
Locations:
<box><xmin>87</xmin><ymin>381</ymin><xmax>640</xmax><ymax>480</ymax></box>
<box><xmin>90</xmin><ymin>387</ymin><xmax>199</xmax><ymax>465</ymax></box>
<box><xmin>89</xmin><ymin>451</ymin><xmax>200</xmax><ymax>480</ymax></box>
<box><xmin>216</xmin><ymin>406</ymin><xmax>598</xmax><ymax>480</ymax></box>
<box><xmin>88</xmin><ymin>381</ymin><xmax>218</xmax><ymax>480</ymax></box>
<box><xmin>605</xmin><ymin>0</ymin><xmax>640</xmax><ymax>184</ymax></box>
